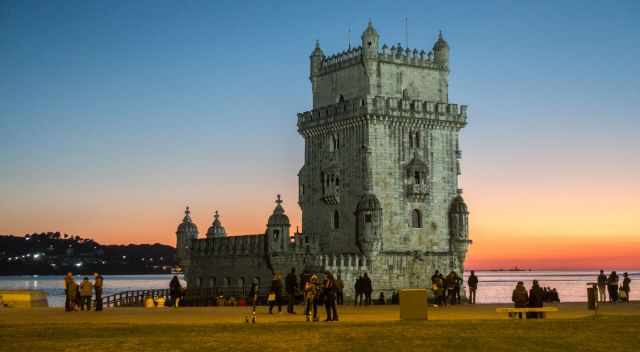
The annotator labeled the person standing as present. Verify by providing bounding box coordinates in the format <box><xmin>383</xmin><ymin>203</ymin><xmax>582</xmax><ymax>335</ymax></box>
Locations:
<box><xmin>354</xmin><ymin>275</ymin><xmax>363</xmax><ymax>306</ymax></box>
<box><xmin>335</xmin><ymin>274</ymin><xmax>344</xmax><ymax>305</ymax></box>
<box><xmin>285</xmin><ymin>267</ymin><xmax>298</xmax><ymax>314</ymax></box>
<box><xmin>622</xmin><ymin>272</ymin><xmax>631</xmax><ymax>303</ymax></box>
<box><xmin>64</xmin><ymin>272</ymin><xmax>75</xmax><ymax>312</ymax></box>
<box><xmin>468</xmin><ymin>271</ymin><xmax>478</xmax><ymax>304</ymax></box>
<box><xmin>94</xmin><ymin>273</ymin><xmax>104</xmax><ymax>311</ymax></box>
<box><xmin>304</xmin><ymin>275</ymin><xmax>319</xmax><ymax>322</ymax></box>
<box><xmin>528</xmin><ymin>280</ymin><xmax>545</xmax><ymax>319</ymax></box>
<box><xmin>169</xmin><ymin>275</ymin><xmax>182</xmax><ymax>307</ymax></box>
<box><xmin>607</xmin><ymin>271</ymin><xmax>619</xmax><ymax>303</ymax></box>
<box><xmin>363</xmin><ymin>273</ymin><xmax>372</xmax><ymax>305</ymax></box>
<box><xmin>248</xmin><ymin>278</ymin><xmax>259</xmax><ymax>323</ymax></box>
<box><xmin>512</xmin><ymin>281</ymin><xmax>529</xmax><ymax>319</ymax></box>
<box><xmin>79</xmin><ymin>277</ymin><xmax>93</xmax><ymax>311</ymax></box>
<box><xmin>597</xmin><ymin>270</ymin><xmax>607</xmax><ymax>303</ymax></box>
<box><xmin>269</xmin><ymin>272</ymin><xmax>283</xmax><ymax>314</ymax></box>
<box><xmin>323</xmin><ymin>271</ymin><xmax>338</xmax><ymax>321</ymax></box>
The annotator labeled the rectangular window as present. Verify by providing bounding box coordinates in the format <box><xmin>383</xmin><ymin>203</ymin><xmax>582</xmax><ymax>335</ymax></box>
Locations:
<box><xmin>365</xmin><ymin>214</ymin><xmax>372</xmax><ymax>223</ymax></box>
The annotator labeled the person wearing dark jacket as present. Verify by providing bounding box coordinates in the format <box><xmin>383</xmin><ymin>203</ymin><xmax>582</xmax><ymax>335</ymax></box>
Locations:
<box><xmin>468</xmin><ymin>271</ymin><xmax>478</xmax><ymax>304</ymax></box>
<box><xmin>528</xmin><ymin>280</ymin><xmax>545</xmax><ymax>319</ymax></box>
<box><xmin>597</xmin><ymin>270</ymin><xmax>607</xmax><ymax>303</ymax></box>
<box><xmin>79</xmin><ymin>277</ymin><xmax>93</xmax><ymax>311</ymax></box>
<box><xmin>512</xmin><ymin>281</ymin><xmax>528</xmax><ymax>319</ymax></box>
<box><xmin>269</xmin><ymin>272</ymin><xmax>283</xmax><ymax>314</ymax></box>
<box><xmin>362</xmin><ymin>273</ymin><xmax>373</xmax><ymax>305</ymax></box>
<box><xmin>622</xmin><ymin>272</ymin><xmax>631</xmax><ymax>303</ymax></box>
<box><xmin>354</xmin><ymin>276</ymin><xmax>363</xmax><ymax>306</ymax></box>
<box><xmin>608</xmin><ymin>271</ymin><xmax>619</xmax><ymax>303</ymax></box>
<box><xmin>94</xmin><ymin>273</ymin><xmax>104</xmax><ymax>311</ymax></box>
<box><xmin>169</xmin><ymin>275</ymin><xmax>182</xmax><ymax>307</ymax></box>
<box><xmin>323</xmin><ymin>271</ymin><xmax>338</xmax><ymax>321</ymax></box>
<box><xmin>64</xmin><ymin>272</ymin><xmax>75</xmax><ymax>312</ymax></box>
<box><xmin>285</xmin><ymin>267</ymin><xmax>298</xmax><ymax>314</ymax></box>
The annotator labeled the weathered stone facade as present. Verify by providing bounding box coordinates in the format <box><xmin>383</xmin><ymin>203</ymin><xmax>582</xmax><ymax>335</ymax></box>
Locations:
<box><xmin>176</xmin><ymin>22</ymin><xmax>471</xmax><ymax>300</ymax></box>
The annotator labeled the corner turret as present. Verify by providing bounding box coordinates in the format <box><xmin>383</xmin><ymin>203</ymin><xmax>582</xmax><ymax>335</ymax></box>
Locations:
<box><xmin>266</xmin><ymin>194</ymin><xmax>291</xmax><ymax>254</ymax></box>
<box><xmin>176</xmin><ymin>206</ymin><xmax>199</xmax><ymax>272</ymax></box>
<box><xmin>310</xmin><ymin>40</ymin><xmax>325</xmax><ymax>80</ymax></box>
<box><xmin>449</xmin><ymin>189</ymin><xmax>471</xmax><ymax>266</ymax></box>
<box><xmin>206</xmin><ymin>210</ymin><xmax>227</xmax><ymax>238</ymax></box>
<box><xmin>433</xmin><ymin>31</ymin><xmax>449</xmax><ymax>67</ymax></box>
<box><xmin>361</xmin><ymin>20</ymin><xmax>379</xmax><ymax>58</ymax></box>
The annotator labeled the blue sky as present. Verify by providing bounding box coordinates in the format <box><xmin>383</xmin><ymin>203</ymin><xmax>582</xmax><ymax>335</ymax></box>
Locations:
<box><xmin>1</xmin><ymin>0</ymin><xmax>639</xmax><ymax>267</ymax></box>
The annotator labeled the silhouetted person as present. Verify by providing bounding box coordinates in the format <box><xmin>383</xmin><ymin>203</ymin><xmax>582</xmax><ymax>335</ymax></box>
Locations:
<box><xmin>622</xmin><ymin>272</ymin><xmax>631</xmax><ymax>303</ymax></box>
<box><xmin>64</xmin><ymin>272</ymin><xmax>75</xmax><ymax>312</ymax></box>
<box><xmin>597</xmin><ymin>270</ymin><xmax>607</xmax><ymax>303</ymax></box>
<box><xmin>468</xmin><ymin>270</ymin><xmax>478</xmax><ymax>304</ymax></box>
<box><xmin>304</xmin><ymin>275</ymin><xmax>319</xmax><ymax>322</ymax></box>
<box><xmin>512</xmin><ymin>281</ymin><xmax>528</xmax><ymax>319</ymax></box>
<box><xmin>79</xmin><ymin>277</ymin><xmax>93</xmax><ymax>311</ymax></box>
<box><xmin>269</xmin><ymin>272</ymin><xmax>283</xmax><ymax>314</ymax></box>
<box><xmin>431</xmin><ymin>270</ymin><xmax>445</xmax><ymax>306</ymax></box>
<box><xmin>608</xmin><ymin>271</ymin><xmax>619</xmax><ymax>303</ymax></box>
<box><xmin>169</xmin><ymin>275</ymin><xmax>182</xmax><ymax>307</ymax></box>
<box><xmin>323</xmin><ymin>271</ymin><xmax>338</xmax><ymax>321</ymax></box>
<box><xmin>363</xmin><ymin>273</ymin><xmax>373</xmax><ymax>305</ymax></box>
<box><xmin>285</xmin><ymin>267</ymin><xmax>298</xmax><ymax>314</ymax></box>
<box><xmin>354</xmin><ymin>275</ymin><xmax>363</xmax><ymax>305</ymax></box>
<box><xmin>376</xmin><ymin>292</ymin><xmax>386</xmax><ymax>305</ymax></box>
<box><xmin>94</xmin><ymin>273</ymin><xmax>104</xmax><ymax>311</ymax></box>
<box><xmin>336</xmin><ymin>274</ymin><xmax>344</xmax><ymax>305</ymax></box>
<box><xmin>528</xmin><ymin>280</ymin><xmax>545</xmax><ymax>319</ymax></box>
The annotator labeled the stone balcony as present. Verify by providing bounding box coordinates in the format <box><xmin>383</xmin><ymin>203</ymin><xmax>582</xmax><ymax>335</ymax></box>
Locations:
<box><xmin>406</xmin><ymin>183</ymin><xmax>429</xmax><ymax>201</ymax></box>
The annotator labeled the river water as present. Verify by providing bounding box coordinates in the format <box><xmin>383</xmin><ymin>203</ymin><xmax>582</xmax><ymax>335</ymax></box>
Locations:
<box><xmin>0</xmin><ymin>270</ymin><xmax>637</xmax><ymax>307</ymax></box>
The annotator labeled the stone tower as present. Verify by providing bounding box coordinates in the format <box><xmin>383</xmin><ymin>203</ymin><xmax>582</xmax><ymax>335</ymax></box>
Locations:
<box><xmin>266</xmin><ymin>194</ymin><xmax>291</xmax><ymax>254</ymax></box>
<box><xmin>176</xmin><ymin>206</ymin><xmax>199</xmax><ymax>272</ymax></box>
<box><xmin>297</xmin><ymin>22</ymin><xmax>471</xmax><ymax>290</ymax></box>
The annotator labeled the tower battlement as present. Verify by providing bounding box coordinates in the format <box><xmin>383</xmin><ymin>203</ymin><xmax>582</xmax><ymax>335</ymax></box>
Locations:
<box><xmin>297</xmin><ymin>96</ymin><xmax>467</xmax><ymax>133</ymax></box>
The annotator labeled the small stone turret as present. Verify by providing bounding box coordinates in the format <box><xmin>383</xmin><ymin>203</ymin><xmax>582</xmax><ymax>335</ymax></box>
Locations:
<box><xmin>310</xmin><ymin>40</ymin><xmax>324</xmax><ymax>79</ymax></box>
<box><xmin>355</xmin><ymin>192</ymin><xmax>383</xmax><ymax>255</ymax></box>
<box><xmin>176</xmin><ymin>206</ymin><xmax>199</xmax><ymax>272</ymax></box>
<box><xmin>206</xmin><ymin>210</ymin><xmax>226</xmax><ymax>238</ymax></box>
<box><xmin>449</xmin><ymin>189</ymin><xmax>471</xmax><ymax>265</ymax></box>
<box><xmin>361</xmin><ymin>20</ymin><xmax>379</xmax><ymax>58</ymax></box>
<box><xmin>433</xmin><ymin>31</ymin><xmax>449</xmax><ymax>67</ymax></box>
<box><xmin>266</xmin><ymin>194</ymin><xmax>291</xmax><ymax>254</ymax></box>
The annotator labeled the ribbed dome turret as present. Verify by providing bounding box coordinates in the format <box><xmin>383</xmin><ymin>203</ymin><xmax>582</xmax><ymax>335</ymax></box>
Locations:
<box><xmin>356</xmin><ymin>192</ymin><xmax>381</xmax><ymax>211</ymax></box>
<box><xmin>449</xmin><ymin>191</ymin><xmax>469</xmax><ymax>214</ymax></box>
<box><xmin>311</xmin><ymin>40</ymin><xmax>324</xmax><ymax>57</ymax></box>
<box><xmin>361</xmin><ymin>19</ymin><xmax>379</xmax><ymax>39</ymax></box>
<box><xmin>433</xmin><ymin>31</ymin><xmax>449</xmax><ymax>51</ymax></box>
<box><xmin>177</xmin><ymin>206</ymin><xmax>199</xmax><ymax>234</ymax></box>
<box><xmin>268</xmin><ymin>194</ymin><xmax>290</xmax><ymax>226</ymax></box>
<box><xmin>206</xmin><ymin>210</ymin><xmax>226</xmax><ymax>238</ymax></box>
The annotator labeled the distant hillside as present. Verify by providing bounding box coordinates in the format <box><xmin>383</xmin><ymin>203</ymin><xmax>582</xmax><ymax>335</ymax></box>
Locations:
<box><xmin>0</xmin><ymin>232</ymin><xmax>176</xmax><ymax>275</ymax></box>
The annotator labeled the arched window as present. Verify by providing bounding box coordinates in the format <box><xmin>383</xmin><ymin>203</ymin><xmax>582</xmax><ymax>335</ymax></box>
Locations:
<box><xmin>209</xmin><ymin>276</ymin><xmax>216</xmax><ymax>289</ymax></box>
<box><xmin>415</xmin><ymin>132</ymin><xmax>420</xmax><ymax>148</ymax></box>
<box><xmin>321</xmin><ymin>172</ymin><xmax>326</xmax><ymax>194</ymax></box>
<box><xmin>224</xmin><ymin>277</ymin><xmax>231</xmax><ymax>287</ymax></box>
<box><xmin>338</xmin><ymin>94</ymin><xmax>345</xmax><ymax>103</ymax></box>
<box><xmin>333</xmin><ymin>210</ymin><xmax>340</xmax><ymax>229</ymax></box>
<box><xmin>414</xmin><ymin>171</ymin><xmax>421</xmax><ymax>185</ymax></box>
<box><xmin>196</xmin><ymin>277</ymin><xmax>202</xmax><ymax>288</ymax></box>
<box><xmin>411</xmin><ymin>209</ymin><xmax>422</xmax><ymax>228</ymax></box>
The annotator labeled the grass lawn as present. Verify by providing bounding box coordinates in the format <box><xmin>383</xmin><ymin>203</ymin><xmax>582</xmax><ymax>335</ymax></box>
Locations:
<box><xmin>0</xmin><ymin>303</ymin><xmax>638</xmax><ymax>351</ymax></box>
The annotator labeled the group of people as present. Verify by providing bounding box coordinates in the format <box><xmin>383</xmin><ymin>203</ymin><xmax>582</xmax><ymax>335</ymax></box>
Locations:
<box><xmin>63</xmin><ymin>272</ymin><xmax>104</xmax><ymax>312</ymax></box>
<box><xmin>260</xmin><ymin>268</ymin><xmax>342</xmax><ymax>322</ymax></box>
<box><xmin>431</xmin><ymin>270</ymin><xmax>464</xmax><ymax>306</ymax></box>
<box><xmin>597</xmin><ymin>270</ymin><xmax>632</xmax><ymax>303</ymax></box>
<box><xmin>511</xmin><ymin>280</ymin><xmax>546</xmax><ymax>318</ymax></box>
<box><xmin>353</xmin><ymin>273</ymin><xmax>373</xmax><ymax>305</ymax></box>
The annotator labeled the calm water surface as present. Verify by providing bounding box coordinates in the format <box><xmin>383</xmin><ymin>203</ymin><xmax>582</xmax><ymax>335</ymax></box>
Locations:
<box><xmin>0</xmin><ymin>271</ymin><xmax>637</xmax><ymax>307</ymax></box>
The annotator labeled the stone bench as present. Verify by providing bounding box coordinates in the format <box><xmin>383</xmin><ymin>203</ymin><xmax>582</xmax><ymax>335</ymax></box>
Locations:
<box><xmin>0</xmin><ymin>290</ymin><xmax>49</xmax><ymax>308</ymax></box>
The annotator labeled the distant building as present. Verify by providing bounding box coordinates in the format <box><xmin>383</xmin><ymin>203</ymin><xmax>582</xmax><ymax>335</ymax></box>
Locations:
<box><xmin>176</xmin><ymin>21</ymin><xmax>471</xmax><ymax>300</ymax></box>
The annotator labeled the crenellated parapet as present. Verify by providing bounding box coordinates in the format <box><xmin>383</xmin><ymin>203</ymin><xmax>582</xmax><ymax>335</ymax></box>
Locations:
<box><xmin>318</xmin><ymin>47</ymin><xmax>363</xmax><ymax>75</ymax></box>
<box><xmin>297</xmin><ymin>97</ymin><xmax>467</xmax><ymax>135</ymax></box>
<box><xmin>314</xmin><ymin>253</ymin><xmax>370</xmax><ymax>274</ymax></box>
<box><xmin>378</xmin><ymin>43</ymin><xmax>446</xmax><ymax>70</ymax></box>
<box><xmin>190</xmin><ymin>234</ymin><xmax>265</xmax><ymax>257</ymax></box>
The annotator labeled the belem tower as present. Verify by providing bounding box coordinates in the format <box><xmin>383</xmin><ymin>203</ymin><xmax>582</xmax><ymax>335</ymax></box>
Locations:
<box><xmin>176</xmin><ymin>21</ymin><xmax>471</xmax><ymax>300</ymax></box>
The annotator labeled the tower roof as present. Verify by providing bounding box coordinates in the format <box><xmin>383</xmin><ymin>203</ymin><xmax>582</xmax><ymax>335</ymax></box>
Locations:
<box><xmin>311</xmin><ymin>40</ymin><xmax>324</xmax><ymax>57</ymax></box>
<box><xmin>177</xmin><ymin>206</ymin><xmax>199</xmax><ymax>234</ymax></box>
<box><xmin>356</xmin><ymin>192</ymin><xmax>382</xmax><ymax>211</ymax></box>
<box><xmin>433</xmin><ymin>31</ymin><xmax>449</xmax><ymax>51</ymax></box>
<box><xmin>206</xmin><ymin>210</ymin><xmax>226</xmax><ymax>237</ymax></box>
<box><xmin>361</xmin><ymin>19</ymin><xmax>379</xmax><ymax>39</ymax></box>
<box><xmin>268</xmin><ymin>194</ymin><xmax>290</xmax><ymax>226</ymax></box>
<box><xmin>450</xmin><ymin>191</ymin><xmax>469</xmax><ymax>214</ymax></box>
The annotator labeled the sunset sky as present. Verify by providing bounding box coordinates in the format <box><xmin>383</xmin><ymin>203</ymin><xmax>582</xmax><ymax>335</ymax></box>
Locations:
<box><xmin>1</xmin><ymin>1</ymin><xmax>638</xmax><ymax>270</ymax></box>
